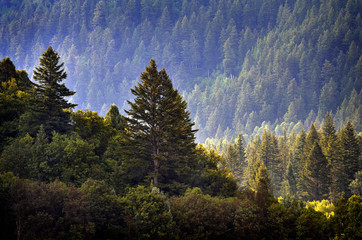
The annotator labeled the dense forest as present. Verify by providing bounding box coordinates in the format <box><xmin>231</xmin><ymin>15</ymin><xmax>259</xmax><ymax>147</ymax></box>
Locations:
<box><xmin>0</xmin><ymin>0</ymin><xmax>361</xmax><ymax>141</ymax></box>
<box><xmin>0</xmin><ymin>0</ymin><xmax>361</xmax><ymax>239</ymax></box>
<box><xmin>0</xmin><ymin>45</ymin><xmax>361</xmax><ymax>239</ymax></box>
<box><xmin>0</xmin><ymin>45</ymin><xmax>361</xmax><ymax>240</ymax></box>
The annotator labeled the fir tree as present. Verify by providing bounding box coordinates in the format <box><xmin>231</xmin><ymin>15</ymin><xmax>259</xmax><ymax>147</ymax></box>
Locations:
<box><xmin>235</xmin><ymin>133</ymin><xmax>247</xmax><ymax>185</ymax></box>
<box><xmin>340</xmin><ymin>121</ymin><xmax>361</xmax><ymax>195</ymax></box>
<box><xmin>125</xmin><ymin>59</ymin><xmax>197</xmax><ymax>194</ymax></box>
<box><xmin>321</xmin><ymin>112</ymin><xmax>346</xmax><ymax>200</ymax></box>
<box><xmin>20</xmin><ymin>46</ymin><xmax>76</xmax><ymax>136</ymax></box>
<box><xmin>255</xmin><ymin>160</ymin><xmax>274</xmax><ymax>210</ymax></box>
<box><xmin>301</xmin><ymin>142</ymin><xmax>329</xmax><ymax>201</ymax></box>
<box><xmin>258</xmin><ymin>130</ymin><xmax>282</xmax><ymax>195</ymax></box>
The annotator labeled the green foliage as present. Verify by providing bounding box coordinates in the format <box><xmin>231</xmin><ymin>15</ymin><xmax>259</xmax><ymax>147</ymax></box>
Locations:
<box><xmin>194</xmin><ymin>145</ymin><xmax>238</xmax><ymax>198</ymax></box>
<box><xmin>0</xmin><ymin>134</ymin><xmax>34</xmax><ymax>179</ymax></box>
<box><xmin>332</xmin><ymin>195</ymin><xmax>362</xmax><ymax>239</ymax></box>
<box><xmin>296</xmin><ymin>207</ymin><xmax>330</xmax><ymax>240</ymax></box>
<box><xmin>300</xmin><ymin>141</ymin><xmax>329</xmax><ymax>201</ymax></box>
<box><xmin>121</xmin><ymin>185</ymin><xmax>175</xmax><ymax>240</ymax></box>
<box><xmin>80</xmin><ymin>179</ymin><xmax>125</xmax><ymax>239</ymax></box>
<box><xmin>0</xmin><ymin>130</ymin><xmax>104</xmax><ymax>186</ymax></box>
<box><xmin>19</xmin><ymin>46</ymin><xmax>76</xmax><ymax>137</ymax></box>
<box><xmin>306</xmin><ymin>200</ymin><xmax>335</xmax><ymax>218</ymax></box>
<box><xmin>0</xmin><ymin>58</ymin><xmax>32</xmax><ymax>150</ymax></box>
<box><xmin>10</xmin><ymin>178</ymin><xmax>93</xmax><ymax>240</ymax></box>
<box><xmin>340</xmin><ymin>121</ymin><xmax>361</xmax><ymax>186</ymax></box>
<box><xmin>71</xmin><ymin>109</ymin><xmax>115</xmax><ymax>155</ymax></box>
<box><xmin>321</xmin><ymin>113</ymin><xmax>347</xmax><ymax>199</ymax></box>
<box><xmin>104</xmin><ymin>104</ymin><xmax>124</xmax><ymax>131</ymax></box>
<box><xmin>124</xmin><ymin>59</ymin><xmax>197</xmax><ymax>194</ymax></box>
<box><xmin>0</xmin><ymin>3</ymin><xmax>361</xmax><ymax>238</ymax></box>
<box><xmin>0</xmin><ymin>0</ymin><xmax>360</xmax><ymax>141</ymax></box>
<box><xmin>349</xmin><ymin>171</ymin><xmax>362</xmax><ymax>196</ymax></box>
<box><xmin>170</xmin><ymin>187</ymin><xmax>236</xmax><ymax>239</ymax></box>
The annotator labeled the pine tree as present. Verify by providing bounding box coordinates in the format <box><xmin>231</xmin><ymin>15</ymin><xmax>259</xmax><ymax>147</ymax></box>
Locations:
<box><xmin>301</xmin><ymin>141</ymin><xmax>329</xmax><ymax>201</ymax></box>
<box><xmin>304</xmin><ymin>123</ymin><xmax>320</xmax><ymax>154</ymax></box>
<box><xmin>255</xmin><ymin>160</ymin><xmax>273</xmax><ymax>209</ymax></box>
<box><xmin>258</xmin><ymin>130</ymin><xmax>282</xmax><ymax>195</ymax></box>
<box><xmin>281</xmin><ymin>158</ymin><xmax>297</xmax><ymax>197</ymax></box>
<box><xmin>340</xmin><ymin>121</ymin><xmax>361</xmax><ymax>196</ymax></box>
<box><xmin>20</xmin><ymin>46</ymin><xmax>76</xmax><ymax>136</ymax></box>
<box><xmin>321</xmin><ymin>112</ymin><xmax>346</xmax><ymax>200</ymax></box>
<box><xmin>125</xmin><ymin>59</ymin><xmax>197</xmax><ymax>194</ymax></box>
<box><xmin>235</xmin><ymin>133</ymin><xmax>247</xmax><ymax>185</ymax></box>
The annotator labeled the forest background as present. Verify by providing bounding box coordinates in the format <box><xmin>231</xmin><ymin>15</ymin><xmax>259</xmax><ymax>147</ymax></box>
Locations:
<box><xmin>0</xmin><ymin>0</ymin><xmax>361</xmax><ymax>239</ymax></box>
<box><xmin>0</xmin><ymin>0</ymin><xmax>361</xmax><ymax>142</ymax></box>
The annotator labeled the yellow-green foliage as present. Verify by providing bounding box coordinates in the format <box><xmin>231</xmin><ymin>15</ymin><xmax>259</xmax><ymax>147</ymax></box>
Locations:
<box><xmin>306</xmin><ymin>199</ymin><xmax>335</xmax><ymax>218</ymax></box>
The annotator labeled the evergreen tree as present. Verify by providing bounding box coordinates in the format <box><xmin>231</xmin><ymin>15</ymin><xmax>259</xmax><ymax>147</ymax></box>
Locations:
<box><xmin>235</xmin><ymin>133</ymin><xmax>247</xmax><ymax>185</ymax></box>
<box><xmin>20</xmin><ymin>46</ymin><xmax>76</xmax><ymax>137</ymax></box>
<box><xmin>281</xmin><ymin>158</ymin><xmax>297</xmax><ymax>198</ymax></box>
<box><xmin>255</xmin><ymin>160</ymin><xmax>274</xmax><ymax>210</ymax></box>
<box><xmin>304</xmin><ymin>123</ymin><xmax>320</xmax><ymax>154</ymax></box>
<box><xmin>125</xmin><ymin>59</ymin><xmax>197</xmax><ymax>194</ymax></box>
<box><xmin>258</xmin><ymin>130</ymin><xmax>283</xmax><ymax>195</ymax></box>
<box><xmin>301</xmin><ymin>141</ymin><xmax>329</xmax><ymax>201</ymax></box>
<box><xmin>0</xmin><ymin>58</ymin><xmax>32</xmax><ymax>150</ymax></box>
<box><xmin>321</xmin><ymin>112</ymin><xmax>346</xmax><ymax>200</ymax></box>
<box><xmin>225</xmin><ymin>144</ymin><xmax>238</xmax><ymax>172</ymax></box>
<box><xmin>340</xmin><ymin>121</ymin><xmax>361</xmax><ymax>195</ymax></box>
<box><xmin>104</xmin><ymin>104</ymin><xmax>124</xmax><ymax>130</ymax></box>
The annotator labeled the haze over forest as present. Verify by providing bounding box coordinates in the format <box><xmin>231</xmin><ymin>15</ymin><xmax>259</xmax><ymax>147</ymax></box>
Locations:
<box><xmin>0</xmin><ymin>0</ymin><xmax>361</xmax><ymax>239</ymax></box>
<box><xmin>1</xmin><ymin>0</ymin><xmax>361</xmax><ymax>141</ymax></box>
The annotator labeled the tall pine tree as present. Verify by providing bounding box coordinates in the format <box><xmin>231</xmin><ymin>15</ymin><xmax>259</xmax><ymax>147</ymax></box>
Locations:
<box><xmin>20</xmin><ymin>46</ymin><xmax>76</xmax><ymax>136</ymax></box>
<box><xmin>301</xmin><ymin>141</ymin><xmax>329</xmax><ymax>201</ymax></box>
<box><xmin>125</xmin><ymin>59</ymin><xmax>197</xmax><ymax>194</ymax></box>
<box><xmin>321</xmin><ymin>112</ymin><xmax>346</xmax><ymax>200</ymax></box>
<box><xmin>340</xmin><ymin>121</ymin><xmax>361</xmax><ymax>196</ymax></box>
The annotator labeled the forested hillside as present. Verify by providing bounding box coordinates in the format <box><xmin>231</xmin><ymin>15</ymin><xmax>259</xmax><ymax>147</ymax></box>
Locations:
<box><xmin>0</xmin><ymin>0</ymin><xmax>361</xmax><ymax>141</ymax></box>
<box><xmin>0</xmin><ymin>49</ymin><xmax>361</xmax><ymax>239</ymax></box>
<box><xmin>0</xmin><ymin>1</ymin><xmax>362</xmax><ymax>238</ymax></box>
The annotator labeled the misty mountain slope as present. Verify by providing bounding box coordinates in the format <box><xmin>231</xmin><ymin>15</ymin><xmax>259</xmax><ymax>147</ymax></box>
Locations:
<box><xmin>0</xmin><ymin>0</ymin><xmax>360</xmax><ymax>141</ymax></box>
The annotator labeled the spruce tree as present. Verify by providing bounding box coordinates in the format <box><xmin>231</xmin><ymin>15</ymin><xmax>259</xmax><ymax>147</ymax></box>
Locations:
<box><xmin>301</xmin><ymin>142</ymin><xmax>329</xmax><ymax>201</ymax></box>
<box><xmin>20</xmin><ymin>46</ymin><xmax>76</xmax><ymax>136</ymax></box>
<box><xmin>281</xmin><ymin>152</ymin><xmax>298</xmax><ymax>198</ymax></box>
<box><xmin>258</xmin><ymin>130</ymin><xmax>282</xmax><ymax>195</ymax></box>
<box><xmin>321</xmin><ymin>112</ymin><xmax>346</xmax><ymax>200</ymax></box>
<box><xmin>125</xmin><ymin>59</ymin><xmax>196</xmax><ymax>194</ymax></box>
<box><xmin>255</xmin><ymin>160</ymin><xmax>274</xmax><ymax>210</ymax></box>
<box><xmin>340</xmin><ymin>121</ymin><xmax>361</xmax><ymax>196</ymax></box>
<box><xmin>235</xmin><ymin>133</ymin><xmax>247</xmax><ymax>185</ymax></box>
<box><xmin>224</xmin><ymin>142</ymin><xmax>243</xmax><ymax>183</ymax></box>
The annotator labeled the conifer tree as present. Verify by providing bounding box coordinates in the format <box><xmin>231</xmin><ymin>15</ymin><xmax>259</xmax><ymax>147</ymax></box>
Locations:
<box><xmin>235</xmin><ymin>133</ymin><xmax>247</xmax><ymax>185</ymax></box>
<box><xmin>340</xmin><ymin>121</ymin><xmax>361</xmax><ymax>196</ymax></box>
<box><xmin>125</xmin><ymin>59</ymin><xmax>197</xmax><ymax>194</ymax></box>
<box><xmin>281</xmin><ymin>158</ymin><xmax>297</xmax><ymax>197</ymax></box>
<box><xmin>104</xmin><ymin>104</ymin><xmax>124</xmax><ymax>130</ymax></box>
<box><xmin>255</xmin><ymin>160</ymin><xmax>274</xmax><ymax>210</ymax></box>
<box><xmin>258</xmin><ymin>130</ymin><xmax>282</xmax><ymax>195</ymax></box>
<box><xmin>304</xmin><ymin>123</ymin><xmax>320</xmax><ymax>155</ymax></box>
<box><xmin>225</xmin><ymin>144</ymin><xmax>238</xmax><ymax>173</ymax></box>
<box><xmin>301</xmin><ymin>141</ymin><xmax>329</xmax><ymax>201</ymax></box>
<box><xmin>0</xmin><ymin>58</ymin><xmax>33</xmax><ymax>149</ymax></box>
<box><xmin>321</xmin><ymin>112</ymin><xmax>346</xmax><ymax>200</ymax></box>
<box><xmin>20</xmin><ymin>46</ymin><xmax>76</xmax><ymax>136</ymax></box>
